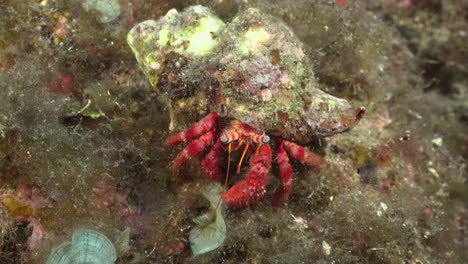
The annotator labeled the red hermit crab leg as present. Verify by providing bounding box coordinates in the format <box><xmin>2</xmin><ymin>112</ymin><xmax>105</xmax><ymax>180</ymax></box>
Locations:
<box><xmin>272</xmin><ymin>139</ymin><xmax>322</xmax><ymax>206</ymax></box>
<box><xmin>273</xmin><ymin>142</ymin><xmax>293</xmax><ymax>207</ymax></box>
<box><xmin>201</xmin><ymin>138</ymin><xmax>225</xmax><ymax>181</ymax></box>
<box><xmin>281</xmin><ymin>140</ymin><xmax>323</xmax><ymax>168</ymax></box>
<box><xmin>172</xmin><ymin>130</ymin><xmax>216</xmax><ymax>174</ymax></box>
<box><xmin>222</xmin><ymin>144</ymin><xmax>272</xmax><ymax>207</ymax></box>
<box><xmin>164</xmin><ymin>112</ymin><xmax>218</xmax><ymax>146</ymax></box>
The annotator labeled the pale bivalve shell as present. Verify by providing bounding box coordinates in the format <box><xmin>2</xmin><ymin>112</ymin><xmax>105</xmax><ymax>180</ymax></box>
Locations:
<box><xmin>47</xmin><ymin>229</ymin><xmax>117</xmax><ymax>264</ymax></box>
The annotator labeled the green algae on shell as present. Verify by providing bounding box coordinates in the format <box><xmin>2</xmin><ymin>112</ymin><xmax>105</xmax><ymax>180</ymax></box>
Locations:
<box><xmin>127</xmin><ymin>5</ymin><xmax>225</xmax><ymax>88</ymax></box>
<box><xmin>46</xmin><ymin>229</ymin><xmax>117</xmax><ymax>264</ymax></box>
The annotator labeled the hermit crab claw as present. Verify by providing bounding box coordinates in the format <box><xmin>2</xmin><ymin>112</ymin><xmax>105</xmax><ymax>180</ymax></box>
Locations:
<box><xmin>221</xmin><ymin>144</ymin><xmax>272</xmax><ymax>207</ymax></box>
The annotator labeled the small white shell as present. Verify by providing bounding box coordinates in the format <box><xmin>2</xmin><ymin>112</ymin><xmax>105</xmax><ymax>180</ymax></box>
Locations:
<box><xmin>47</xmin><ymin>229</ymin><xmax>117</xmax><ymax>264</ymax></box>
<box><xmin>189</xmin><ymin>183</ymin><xmax>226</xmax><ymax>255</ymax></box>
<box><xmin>46</xmin><ymin>242</ymin><xmax>74</xmax><ymax>263</ymax></box>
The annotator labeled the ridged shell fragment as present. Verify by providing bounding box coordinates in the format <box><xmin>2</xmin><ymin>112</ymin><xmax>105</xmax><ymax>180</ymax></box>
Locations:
<box><xmin>189</xmin><ymin>183</ymin><xmax>226</xmax><ymax>255</ymax></box>
<box><xmin>47</xmin><ymin>228</ymin><xmax>117</xmax><ymax>264</ymax></box>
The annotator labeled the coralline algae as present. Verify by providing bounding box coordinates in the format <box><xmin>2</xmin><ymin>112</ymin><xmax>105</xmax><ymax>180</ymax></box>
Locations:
<box><xmin>46</xmin><ymin>229</ymin><xmax>117</xmax><ymax>264</ymax></box>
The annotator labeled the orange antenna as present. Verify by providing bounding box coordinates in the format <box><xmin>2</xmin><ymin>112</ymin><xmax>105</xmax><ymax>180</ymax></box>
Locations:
<box><xmin>223</xmin><ymin>142</ymin><xmax>232</xmax><ymax>192</ymax></box>
<box><xmin>254</xmin><ymin>143</ymin><xmax>262</xmax><ymax>158</ymax></box>
<box><xmin>234</xmin><ymin>137</ymin><xmax>244</xmax><ymax>151</ymax></box>
<box><xmin>253</xmin><ymin>134</ymin><xmax>269</xmax><ymax>159</ymax></box>
<box><xmin>237</xmin><ymin>141</ymin><xmax>250</xmax><ymax>174</ymax></box>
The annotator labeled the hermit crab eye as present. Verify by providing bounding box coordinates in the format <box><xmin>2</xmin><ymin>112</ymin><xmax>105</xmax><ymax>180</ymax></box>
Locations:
<box><xmin>220</xmin><ymin>134</ymin><xmax>228</xmax><ymax>144</ymax></box>
<box><xmin>262</xmin><ymin>135</ymin><xmax>270</xmax><ymax>144</ymax></box>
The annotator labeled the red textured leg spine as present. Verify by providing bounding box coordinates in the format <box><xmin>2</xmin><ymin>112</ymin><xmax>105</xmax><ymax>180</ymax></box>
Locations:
<box><xmin>222</xmin><ymin>144</ymin><xmax>272</xmax><ymax>207</ymax></box>
<box><xmin>281</xmin><ymin>140</ymin><xmax>323</xmax><ymax>168</ymax></box>
<box><xmin>273</xmin><ymin>142</ymin><xmax>293</xmax><ymax>207</ymax></box>
<box><xmin>172</xmin><ymin>131</ymin><xmax>215</xmax><ymax>173</ymax></box>
<box><xmin>164</xmin><ymin>112</ymin><xmax>218</xmax><ymax>146</ymax></box>
<box><xmin>201</xmin><ymin>138</ymin><xmax>225</xmax><ymax>181</ymax></box>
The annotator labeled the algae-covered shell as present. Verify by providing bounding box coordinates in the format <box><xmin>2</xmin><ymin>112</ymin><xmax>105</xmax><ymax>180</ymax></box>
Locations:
<box><xmin>127</xmin><ymin>5</ymin><xmax>225</xmax><ymax>87</ymax></box>
<box><xmin>82</xmin><ymin>0</ymin><xmax>121</xmax><ymax>23</ymax></box>
<box><xmin>47</xmin><ymin>229</ymin><xmax>117</xmax><ymax>264</ymax></box>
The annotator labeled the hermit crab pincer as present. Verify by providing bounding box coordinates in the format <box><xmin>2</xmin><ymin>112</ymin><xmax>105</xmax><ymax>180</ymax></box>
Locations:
<box><xmin>127</xmin><ymin>6</ymin><xmax>365</xmax><ymax>207</ymax></box>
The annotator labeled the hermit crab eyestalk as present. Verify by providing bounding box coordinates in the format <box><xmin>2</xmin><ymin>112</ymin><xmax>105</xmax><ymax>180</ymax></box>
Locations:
<box><xmin>250</xmin><ymin>134</ymin><xmax>270</xmax><ymax>144</ymax></box>
<box><xmin>220</xmin><ymin>135</ymin><xmax>228</xmax><ymax>144</ymax></box>
<box><xmin>220</xmin><ymin>132</ymin><xmax>240</xmax><ymax>144</ymax></box>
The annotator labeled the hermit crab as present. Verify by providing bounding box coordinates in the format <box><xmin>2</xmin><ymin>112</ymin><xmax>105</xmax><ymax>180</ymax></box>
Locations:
<box><xmin>128</xmin><ymin>6</ymin><xmax>365</xmax><ymax>207</ymax></box>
